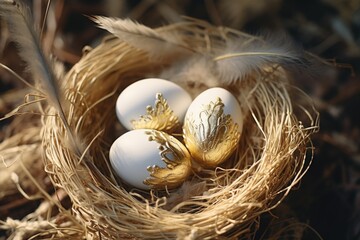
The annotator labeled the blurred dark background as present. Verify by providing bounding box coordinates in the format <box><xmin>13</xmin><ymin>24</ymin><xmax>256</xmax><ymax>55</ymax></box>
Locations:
<box><xmin>1</xmin><ymin>0</ymin><xmax>359</xmax><ymax>239</ymax></box>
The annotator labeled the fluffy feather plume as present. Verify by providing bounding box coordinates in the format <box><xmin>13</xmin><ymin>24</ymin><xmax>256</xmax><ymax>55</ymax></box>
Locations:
<box><xmin>214</xmin><ymin>34</ymin><xmax>304</xmax><ymax>84</ymax></box>
<box><xmin>0</xmin><ymin>0</ymin><xmax>81</xmax><ymax>154</ymax></box>
<box><xmin>92</xmin><ymin>16</ymin><xmax>193</xmax><ymax>58</ymax></box>
<box><xmin>160</xmin><ymin>56</ymin><xmax>219</xmax><ymax>97</ymax></box>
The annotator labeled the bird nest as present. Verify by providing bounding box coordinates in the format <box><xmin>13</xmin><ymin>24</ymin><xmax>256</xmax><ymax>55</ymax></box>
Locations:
<box><xmin>41</xmin><ymin>19</ymin><xmax>319</xmax><ymax>239</ymax></box>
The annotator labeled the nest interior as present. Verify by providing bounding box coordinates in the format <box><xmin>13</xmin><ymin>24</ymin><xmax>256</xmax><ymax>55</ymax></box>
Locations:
<box><xmin>41</xmin><ymin>20</ymin><xmax>319</xmax><ymax>239</ymax></box>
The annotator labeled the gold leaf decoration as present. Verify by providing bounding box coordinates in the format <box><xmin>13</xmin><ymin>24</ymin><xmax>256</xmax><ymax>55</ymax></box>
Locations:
<box><xmin>131</xmin><ymin>93</ymin><xmax>180</xmax><ymax>133</ymax></box>
<box><xmin>143</xmin><ymin>130</ymin><xmax>192</xmax><ymax>189</ymax></box>
<box><xmin>183</xmin><ymin>97</ymin><xmax>240</xmax><ymax>167</ymax></box>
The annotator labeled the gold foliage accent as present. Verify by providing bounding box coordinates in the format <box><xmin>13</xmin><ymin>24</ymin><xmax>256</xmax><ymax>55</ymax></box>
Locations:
<box><xmin>183</xmin><ymin>97</ymin><xmax>240</xmax><ymax>167</ymax></box>
<box><xmin>131</xmin><ymin>93</ymin><xmax>180</xmax><ymax>133</ymax></box>
<box><xmin>143</xmin><ymin>130</ymin><xmax>192</xmax><ymax>189</ymax></box>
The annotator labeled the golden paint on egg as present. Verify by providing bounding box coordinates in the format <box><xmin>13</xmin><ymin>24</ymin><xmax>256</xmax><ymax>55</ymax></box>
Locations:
<box><xmin>130</xmin><ymin>93</ymin><xmax>180</xmax><ymax>133</ymax></box>
<box><xmin>116</xmin><ymin>78</ymin><xmax>192</xmax><ymax>133</ymax></box>
<box><xmin>143</xmin><ymin>130</ymin><xmax>192</xmax><ymax>189</ymax></box>
<box><xmin>109</xmin><ymin>129</ymin><xmax>192</xmax><ymax>190</ymax></box>
<box><xmin>183</xmin><ymin>88</ymin><xmax>243</xmax><ymax>167</ymax></box>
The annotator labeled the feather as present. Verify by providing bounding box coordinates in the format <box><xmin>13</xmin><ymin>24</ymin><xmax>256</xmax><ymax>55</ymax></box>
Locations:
<box><xmin>160</xmin><ymin>56</ymin><xmax>219</xmax><ymax>97</ymax></box>
<box><xmin>0</xmin><ymin>0</ymin><xmax>81</xmax><ymax>154</ymax></box>
<box><xmin>92</xmin><ymin>16</ymin><xmax>193</xmax><ymax>58</ymax></box>
<box><xmin>0</xmin><ymin>1</ymin><xmax>63</xmax><ymax>118</ymax></box>
<box><xmin>214</xmin><ymin>33</ymin><xmax>305</xmax><ymax>84</ymax></box>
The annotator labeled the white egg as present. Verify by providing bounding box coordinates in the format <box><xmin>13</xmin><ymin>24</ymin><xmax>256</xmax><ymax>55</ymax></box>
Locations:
<box><xmin>183</xmin><ymin>87</ymin><xmax>243</xmax><ymax>167</ymax></box>
<box><xmin>109</xmin><ymin>129</ymin><xmax>192</xmax><ymax>190</ymax></box>
<box><xmin>116</xmin><ymin>78</ymin><xmax>192</xmax><ymax>132</ymax></box>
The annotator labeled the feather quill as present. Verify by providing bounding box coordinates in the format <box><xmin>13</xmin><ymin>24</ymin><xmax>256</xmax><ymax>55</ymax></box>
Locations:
<box><xmin>0</xmin><ymin>0</ymin><xmax>81</xmax><ymax>154</ymax></box>
<box><xmin>214</xmin><ymin>34</ymin><xmax>305</xmax><ymax>84</ymax></box>
<box><xmin>92</xmin><ymin>16</ymin><xmax>193</xmax><ymax>58</ymax></box>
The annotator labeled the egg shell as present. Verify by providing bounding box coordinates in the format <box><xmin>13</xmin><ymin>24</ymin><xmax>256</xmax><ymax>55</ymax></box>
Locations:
<box><xmin>185</xmin><ymin>88</ymin><xmax>243</xmax><ymax>129</ymax></box>
<box><xmin>183</xmin><ymin>87</ymin><xmax>243</xmax><ymax>167</ymax></box>
<box><xmin>116</xmin><ymin>78</ymin><xmax>192</xmax><ymax>131</ymax></box>
<box><xmin>109</xmin><ymin>129</ymin><xmax>164</xmax><ymax>189</ymax></box>
<box><xmin>109</xmin><ymin>129</ymin><xmax>191</xmax><ymax>190</ymax></box>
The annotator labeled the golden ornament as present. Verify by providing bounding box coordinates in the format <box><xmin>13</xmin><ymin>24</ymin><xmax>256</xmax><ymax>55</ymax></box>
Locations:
<box><xmin>131</xmin><ymin>93</ymin><xmax>180</xmax><ymax>133</ymax></box>
<box><xmin>143</xmin><ymin>130</ymin><xmax>192</xmax><ymax>189</ymax></box>
<box><xmin>183</xmin><ymin>97</ymin><xmax>240</xmax><ymax>167</ymax></box>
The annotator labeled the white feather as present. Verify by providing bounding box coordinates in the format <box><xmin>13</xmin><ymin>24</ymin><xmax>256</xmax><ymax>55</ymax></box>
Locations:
<box><xmin>214</xmin><ymin>34</ymin><xmax>304</xmax><ymax>84</ymax></box>
<box><xmin>93</xmin><ymin>16</ymin><xmax>193</xmax><ymax>58</ymax></box>
<box><xmin>0</xmin><ymin>1</ymin><xmax>63</xmax><ymax>115</ymax></box>
<box><xmin>160</xmin><ymin>56</ymin><xmax>219</xmax><ymax>97</ymax></box>
<box><xmin>0</xmin><ymin>0</ymin><xmax>81</xmax><ymax>154</ymax></box>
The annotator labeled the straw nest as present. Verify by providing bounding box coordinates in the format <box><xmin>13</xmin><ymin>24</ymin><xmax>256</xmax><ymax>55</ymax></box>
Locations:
<box><xmin>41</xmin><ymin>19</ymin><xmax>319</xmax><ymax>239</ymax></box>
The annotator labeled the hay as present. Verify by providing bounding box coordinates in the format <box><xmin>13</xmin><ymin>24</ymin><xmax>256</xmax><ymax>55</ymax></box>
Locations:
<box><xmin>39</xmin><ymin>20</ymin><xmax>319</xmax><ymax>239</ymax></box>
